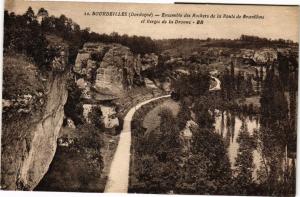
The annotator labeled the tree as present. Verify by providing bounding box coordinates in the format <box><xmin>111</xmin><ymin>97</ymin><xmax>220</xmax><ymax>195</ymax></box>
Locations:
<box><xmin>177</xmin><ymin>102</ymin><xmax>191</xmax><ymax>130</ymax></box>
<box><xmin>173</xmin><ymin>69</ymin><xmax>210</xmax><ymax>99</ymax></box>
<box><xmin>260</xmin><ymin>66</ymin><xmax>264</xmax><ymax>82</ymax></box>
<box><xmin>277</xmin><ymin>52</ymin><xmax>290</xmax><ymax>89</ymax></box>
<box><xmin>131</xmin><ymin>108</ymin><xmax>181</xmax><ymax>193</ymax></box>
<box><xmin>230</xmin><ymin>61</ymin><xmax>235</xmax><ymax>89</ymax></box>
<box><xmin>24</xmin><ymin>7</ymin><xmax>36</xmax><ymax>23</ymax></box>
<box><xmin>5</xmin><ymin>8</ymin><xmax>159</xmax><ymax>67</ymax></box>
<box><xmin>245</xmin><ymin>75</ymin><xmax>253</xmax><ymax>96</ymax></box>
<box><xmin>88</xmin><ymin>105</ymin><xmax>103</xmax><ymax>129</ymax></box>
<box><xmin>257</xmin><ymin>64</ymin><xmax>293</xmax><ymax>195</ymax></box>
<box><xmin>193</xmin><ymin>100</ymin><xmax>214</xmax><ymax>129</ymax></box>
<box><xmin>64</xmin><ymin>77</ymin><xmax>84</xmax><ymax>125</ymax></box>
<box><xmin>158</xmin><ymin>108</ymin><xmax>180</xmax><ymax>149</ymax></box>
<box><xmin>190</xmin><ymin>126</ymin><xmax>232</xmax><ymax>194</ymax></box>
<box><xmin>233</xmin><ymin>121</ymin><xmax>256</xmax><ymax>195</ymax></box>
<box><xmin>37</xmin><ymin>8</ymin><xmax>49</xmax><ymax>21</ymax></box>
<box><xmin>221</xmin><ymin>68</ymin><xmax>233</xmax><ymax>100</ymax></box>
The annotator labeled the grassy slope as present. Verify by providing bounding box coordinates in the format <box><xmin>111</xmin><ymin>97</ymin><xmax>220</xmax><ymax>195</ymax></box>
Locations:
<box><xmin>3</xmin><ymin>54</ymin><xmax>44</xmax><ymax>99</ymax></box>
<box><xmin>142</xmin><ymin>99</ymin><xmax>180</xmax><ymax>134</ymax></box>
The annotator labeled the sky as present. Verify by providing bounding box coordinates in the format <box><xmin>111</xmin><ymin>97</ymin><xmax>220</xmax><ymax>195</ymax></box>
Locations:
<box><xmin>5</xmin><ymin>0</ymin><xmax>300</xmax><ymax>42</ymax></box>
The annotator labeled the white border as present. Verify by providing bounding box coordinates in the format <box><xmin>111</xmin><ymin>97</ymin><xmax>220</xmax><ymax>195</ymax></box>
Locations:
<box><xmin>25</xmin><ymin>0</ymin><xmax>300</xmax><ymax>5</ymax></box>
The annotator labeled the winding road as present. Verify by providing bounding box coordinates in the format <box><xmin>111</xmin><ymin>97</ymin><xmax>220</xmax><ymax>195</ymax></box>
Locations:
<box><xmin>104</xmin><ymin>75</ymin><xmax>221</xmax><ymax>193</ymax></box>
<box><xmin>104</xmin><ymin>95</ymin><xmax>171</xmax><ymax>193</ymax></box>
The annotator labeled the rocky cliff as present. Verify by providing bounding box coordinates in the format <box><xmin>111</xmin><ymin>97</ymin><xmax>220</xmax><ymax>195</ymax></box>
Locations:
<box><xmin>74</xmin><ymin>43</ymin><xmax>158</xmax><ymax>99</ymax></box>
<box><xmin>1</xmin><ymin>46</ymin><xmax>69</xmax><ymax>190</ymax></box>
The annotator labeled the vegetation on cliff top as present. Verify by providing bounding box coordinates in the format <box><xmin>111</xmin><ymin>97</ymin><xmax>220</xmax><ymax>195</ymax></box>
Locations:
<box><xmin>4</xmin><ymin>7</ymin><xmax>158</xmax><ymax>68</ymax></box>
<box><xmin>3</xmin><ymin>54</ymin><xmax>44</xmax><ymax>99</ymax></box>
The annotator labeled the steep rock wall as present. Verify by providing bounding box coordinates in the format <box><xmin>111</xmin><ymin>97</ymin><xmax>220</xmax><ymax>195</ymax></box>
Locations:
<box><xmin>1</xmin><ymin>73</ymin><xmax>68</xmax><ymax>190</ymax></box>
<box><xmin>19</xmin><ymin>74</ymin><xmax>68</xmax><ymax>190</ymax></box>
<box><xmin>1</xmin><ymin>47</ymin><xmax>69</xmax><ymax>190</ymax></box>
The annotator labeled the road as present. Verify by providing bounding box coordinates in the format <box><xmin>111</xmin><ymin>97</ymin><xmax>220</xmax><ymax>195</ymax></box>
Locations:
<box><xmin>104</xmin><ymin>95</ymin><xmax>171</xmax><ymax>193</ymax></box>
<box><xmin>104</xmin><ymin>76</ymin><xmax>221</xmax><ymax>193</ymax></box>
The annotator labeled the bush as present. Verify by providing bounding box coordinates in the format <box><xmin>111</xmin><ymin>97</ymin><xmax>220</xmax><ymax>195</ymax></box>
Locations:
<box><xmin>64</xmin><ymin>76</ymin><xmax>84</xmax><ymax>125</ymax></box>
<box><xmin>36</xmin><ymin>124</ymin><xmax>104</xmax><ymax>192</ymax></box>
<box><xmin>88</xmin><ymin>105</ymin><xmax>103</xmax><ymax>129</ymax></box>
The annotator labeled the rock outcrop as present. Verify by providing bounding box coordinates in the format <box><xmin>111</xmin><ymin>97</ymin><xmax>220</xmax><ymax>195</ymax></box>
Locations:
<box><xmin>20</xmin><ymin>74</ymin><xmax>68</xmax><ymax>190</ymax></box>
<box><xmin>74</xmin><ymin>43</ymin><xmax>158</xmax><ymax>100</ymax></box>
<box><xmin>1</xmin><ymin>46</ymin><xmax>69</xmax><ymax>190</ymax></box>
<box><xmin>238</xmin><ymin>48</ymin><xmax>278</xmax><ymax>64</ymax></box>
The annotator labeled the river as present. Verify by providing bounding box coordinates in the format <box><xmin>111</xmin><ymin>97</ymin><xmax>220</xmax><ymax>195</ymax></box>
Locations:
<box><xmin>214</xmin><ymin>110</ymin><xmax>263</xmax><ymax>179</ymax></box>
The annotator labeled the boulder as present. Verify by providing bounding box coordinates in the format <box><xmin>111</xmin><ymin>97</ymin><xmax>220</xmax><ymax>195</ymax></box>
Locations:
<box><xmin>66</xmin><ymin>118</ymin><xmax>76</xmax><ymax>129</ymax></box>
<box><xmin>95</xmin><ymin>45</ymin><xmax>135</xmax><ymax>95</ymax></box>
<box><xmin>100</xmin><ymin>105</ymin><xmax>119</xmax><ymax>129</ymax></box>
<box><xmin>141</xmin><ymin>53</ymin><xmax>158</xmax><ymax>71</ymax></box>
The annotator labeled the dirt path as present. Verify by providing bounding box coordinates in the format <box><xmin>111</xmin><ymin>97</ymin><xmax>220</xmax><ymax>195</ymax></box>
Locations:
<box><xmin>104</xmin><ymin>95</ymin><xmax>170</xmax><ymax>193</ymax></box>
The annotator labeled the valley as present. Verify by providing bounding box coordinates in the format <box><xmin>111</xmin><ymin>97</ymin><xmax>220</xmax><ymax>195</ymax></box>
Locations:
<box><xmin>1</xmin><ymin>6</ymin><xmax>298</xmax><ymax>196</ymax></box>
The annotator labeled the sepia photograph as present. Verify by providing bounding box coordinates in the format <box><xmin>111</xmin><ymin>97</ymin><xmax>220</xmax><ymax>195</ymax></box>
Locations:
<box><xmin>1</xmin><ymin>0</ymin><xmax>299</xmax><ymax>196</ymax></box>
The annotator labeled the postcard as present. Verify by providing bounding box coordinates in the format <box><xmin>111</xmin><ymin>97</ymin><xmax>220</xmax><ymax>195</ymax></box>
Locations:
<box><xmin>1</xmin><ymin>0</ymin><xmax>299</xmax><ymax>196</ymax></box>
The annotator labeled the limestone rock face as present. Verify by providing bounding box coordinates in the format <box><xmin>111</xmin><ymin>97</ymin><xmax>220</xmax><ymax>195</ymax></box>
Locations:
<box><xmin>95</xmin><ymin>44</ymin><xmax>134</xmax><ymax>95</ymax></box>
<box><xmin>1</xmin><ymin>43</ymin><xmax>69</xmax><ymax>190</ymax></box>
<box><xmin>140</xmin><ymin>53</ymin><xmax>159</xmax><ymax>71</ymax></box>
<box><xmin>1</xmin><ymin>74</ymin><xmax>68</xmax><ymax>190</ymax></box>
<box><xmin>99</xmin><ymin>105</ymin><xmax>119</xmax><ymax>129</ymax></box>
<box><xmin>19</xmin><ymin>75</ymin><xmax>68</xmax><ymax>190</ymax></box>
<box><xmin>74</xmin><ymin>43</ymin><xmax>158</xmax><ymax>99</ymax></box>
<box><xmin>253</xmin><ymin>48</ymin><xmax>277</xmax><ymax>63</ymax></box>
<box><xmin>239</xmin><ymin>48</ymin><xmax>278</xmax><ymax>64</ymax></box>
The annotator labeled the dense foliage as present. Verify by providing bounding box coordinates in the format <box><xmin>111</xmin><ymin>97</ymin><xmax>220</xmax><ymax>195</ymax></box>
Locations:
<box><xmin>64</xmin><ymin>76</ymin><xmax>84</xmax><ymax>126</ymax></box>
<box><xmin>4</xmin><ymin>7</ymin><xmax>158</xmax><ymax>66</ymax></box>
<box><xmin>172</xmin><ymin>69</ymin><xmax>210</xmax><ymax>98</ymax></box>
<box><xmin>88</xmin><ymin>105</ymin><xmax>104</xmax><ymax>129</ymax></box>
<box><xmin>130</xmin><ymin>45</ymin><xmax>297</xmax><ymax>195</ymax></box>
<box><xmin>35</xmin><ymin>124</ymin><xmax>104</xmax><ymax>192</ymax></box>
<box><xmin>220</xmin><ymin>62</ymin><xmax>254</xmax><ymax>101</ymax></box>
<box><xmin>4</xmin><ymin>8</ymin><xmax>50</xmax><ymax>68</ymax></box>
<box><xmin>156</xmin><ymin>35</ymin><xmax>297</xmax><ymax>52</ymax></box>
<box><xmin>253</xmin><ymin>55</ymin><xmax>297</xmax><ymax>195</ymax></box>
<box><xmin>232</xmin><ymin>122</ymin><xmax>258</xmax><ymax>195</ymax></box>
